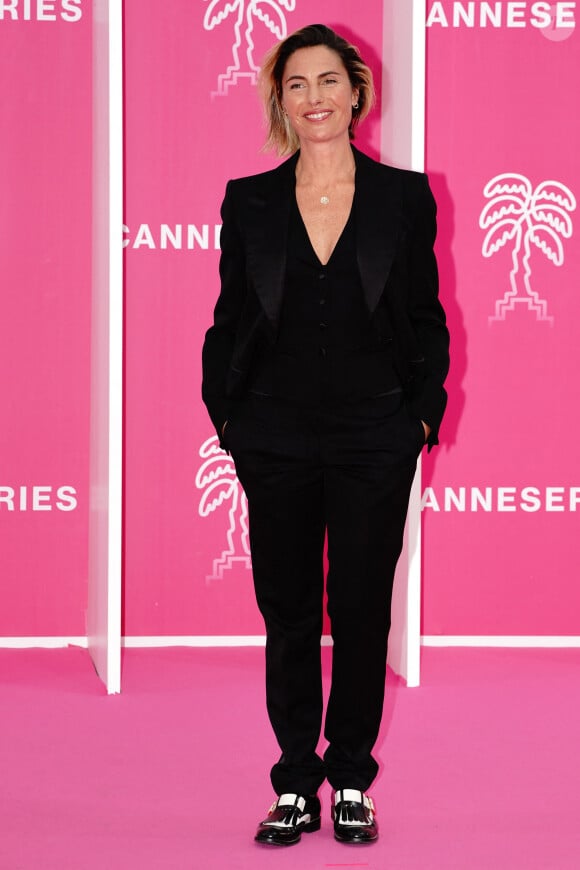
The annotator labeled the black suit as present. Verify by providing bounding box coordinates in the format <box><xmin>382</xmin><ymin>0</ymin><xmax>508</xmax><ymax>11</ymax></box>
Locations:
<box><xmin>202</xmin><ymin>146</ymin><xmax>449</xmax><ymax>795</ymax></box>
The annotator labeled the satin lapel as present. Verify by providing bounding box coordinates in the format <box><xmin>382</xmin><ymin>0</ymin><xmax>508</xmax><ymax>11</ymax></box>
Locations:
<box><xmin>353</xmin><ymin>148</ymin><xmax>403</xmax><ymax>314</ymax></box>
<box><xmin>245</xmin><ymin>153</ymin><xmax>298</xmax><ymax>331</ymax></box>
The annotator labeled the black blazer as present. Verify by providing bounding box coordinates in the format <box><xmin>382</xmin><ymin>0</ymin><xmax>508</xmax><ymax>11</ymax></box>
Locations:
<box><xmin>202</xmin><ymin>146</ymin><xmax>450</xmax><ymax>450</ymax></box>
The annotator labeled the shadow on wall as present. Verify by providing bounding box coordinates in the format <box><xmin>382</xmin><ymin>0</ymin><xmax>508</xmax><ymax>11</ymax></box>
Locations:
<box><xmin>423</xmin><ymin>170</ymin><xmax>466</xmax><ymax>487</ymax></box>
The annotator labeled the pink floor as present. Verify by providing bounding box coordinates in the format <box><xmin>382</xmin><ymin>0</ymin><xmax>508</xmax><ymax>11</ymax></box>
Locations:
<box><xmin>1</xmin><ymin>646</ymin><xmax>580</xmax><ymax>870</ymax></box>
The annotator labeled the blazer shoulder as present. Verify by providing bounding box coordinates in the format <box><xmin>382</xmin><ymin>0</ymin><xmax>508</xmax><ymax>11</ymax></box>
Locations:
<box><xmin>225</xmin><ymin>152</ymin><xmax>298</xmax><ymax>197</ymax></box>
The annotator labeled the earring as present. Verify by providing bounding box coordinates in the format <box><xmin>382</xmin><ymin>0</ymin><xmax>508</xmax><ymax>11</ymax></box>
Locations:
<box><xmin>352</xmin><ymin>101</ymin><xmax>359</xmax><ymax>110</ymax></box>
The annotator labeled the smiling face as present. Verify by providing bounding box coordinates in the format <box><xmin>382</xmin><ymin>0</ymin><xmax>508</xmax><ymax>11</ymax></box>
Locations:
<box><xmin>280</xmin><ymin>45</ymin><xmax>359</xmax><ymax>149</ymax></box>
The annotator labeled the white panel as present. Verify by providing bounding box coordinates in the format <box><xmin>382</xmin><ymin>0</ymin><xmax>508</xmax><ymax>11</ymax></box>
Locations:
<box><xmin>4</xmin><ymin>636</ymin><xmax>579</xmax><ymax>649</ymax></box>
<box><xmin>88</xmin><ymin>0</ymin><xmax>123</xmax><ymax>694</ymax></box>
<box><xmin>410</xmin><ymin>0</ymin><xmax>427</xmax><ymax>173</ymax></box>
<box><xmin>382</xmin><ymin>0</ymin><xmax>426</xmax><ymax>687</ymax></box>
<box><xmin>0</xmin><ymin>638</ymin><xmax>89</xmax><ymax>649</ymax></box>
<box><xmin>121</xmin><ymin>636</ymin><xmax>337</xmax><ymax>648</ymax></box>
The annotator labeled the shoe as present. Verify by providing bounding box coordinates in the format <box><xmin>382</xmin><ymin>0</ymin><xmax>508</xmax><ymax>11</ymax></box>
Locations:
<box><xmin>332</xmin><ymin>788</ymin><xmax>378</xmax><ymax>843</ymax></box>
<box><xmin>255</xmin><ymin>793</ymin><xmax>321</xmax><ymax>846</ymax></box>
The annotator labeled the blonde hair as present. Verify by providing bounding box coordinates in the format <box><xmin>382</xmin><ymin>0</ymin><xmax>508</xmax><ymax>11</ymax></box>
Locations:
<box><xmin>259</xmin><ymin>24</ymin><xmax>375</xmax><ymax>157</ymax></box>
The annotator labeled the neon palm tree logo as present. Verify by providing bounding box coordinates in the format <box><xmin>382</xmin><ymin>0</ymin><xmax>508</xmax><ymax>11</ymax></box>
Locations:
<box><xmin>479</xmin><ymin>173</ymin><xmax>576</xmax><ymax>324</ymax></box>
<box><xmin>203</xmin><ymin>0</ymin><xmax>297</xmax><ymax>96</ymax></box>
<box><xmin>195</xmin><ymin>435</ymin><xmax>251</xmax><ymax>580</ymax></box>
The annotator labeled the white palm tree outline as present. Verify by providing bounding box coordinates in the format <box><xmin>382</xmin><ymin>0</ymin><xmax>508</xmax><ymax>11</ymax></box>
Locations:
<box><xmin>203</xmin><ymin>0</ymin><xmax>297</xmax><ymax>95</ymax></box>
<box><xmin>195</xmin><ymin>435</ymin><xmax>251</xmax><ymax>580</ymax></box>
<box><xmin>479</xmin><ymin>173</ymin><xmax>576</xmax><ymax>324</ymax></box>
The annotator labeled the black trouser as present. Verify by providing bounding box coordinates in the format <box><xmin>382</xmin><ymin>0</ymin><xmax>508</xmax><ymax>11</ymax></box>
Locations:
<box><xmin>227</xmin><ymin>392</ymin><xmax>423</xmax><ymax>796</ymax></box>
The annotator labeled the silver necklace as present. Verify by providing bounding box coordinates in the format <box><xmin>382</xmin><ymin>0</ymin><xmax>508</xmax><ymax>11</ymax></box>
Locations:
<box><xmin>320</xmin><ymin>195</ymin><xmax>330</xmax><ymax>205</ymax></box>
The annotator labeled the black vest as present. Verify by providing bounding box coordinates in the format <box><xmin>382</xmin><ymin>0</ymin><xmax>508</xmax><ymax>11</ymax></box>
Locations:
<box><xmin>248</xmin><ymin>193</ymin><xmax>401</xmax><ymax>405</ymax></box>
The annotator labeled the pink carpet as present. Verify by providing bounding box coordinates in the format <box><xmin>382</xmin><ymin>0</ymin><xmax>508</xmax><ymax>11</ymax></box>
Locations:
<box><xmin>1</xmin><ymin>646</ymin><xmax>579</xmax><ymax>869</ymax></box>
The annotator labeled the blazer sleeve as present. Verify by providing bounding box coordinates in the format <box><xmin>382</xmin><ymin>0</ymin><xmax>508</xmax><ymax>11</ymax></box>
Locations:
<box><xmin>201</xmin><ymin>180</ymin><xmax>246</xmax><ymax>446</ymax></box>
<box><xmin>405</xmin><ymin>174</ymin><xmax>450</xmax><ymax>449</ymax></box>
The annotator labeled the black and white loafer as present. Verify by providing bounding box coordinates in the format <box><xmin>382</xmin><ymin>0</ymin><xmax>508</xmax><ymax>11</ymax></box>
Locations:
<box><xmin>332</xmin><ymin>788</ymin><xmax>378</xmax><ymax>843</ymax></box>
<box><xmin>255</xmin><ymin>793</ymin><xmax>321</xmax><ymax>846</ymax></box>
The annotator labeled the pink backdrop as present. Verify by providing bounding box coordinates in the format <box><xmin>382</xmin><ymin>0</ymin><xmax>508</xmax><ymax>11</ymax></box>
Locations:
<box><xmin>0</xmin><ymin>5</ymin><xmax>91</xmax><ymax>635</ymax></box>
<box><xmin>423</xmin><ymin>0</ymin><xmax>579</xmax><ymax>634</ymax></box>
<box><xmin>122</xmin><ymin>1</ymin><xmax>383</xmax><ymax>636</ymax></box>
<box><xmin>3</xmin><ymin>2</ymin><xmax>578</xmax><ymax>639</ymax></box>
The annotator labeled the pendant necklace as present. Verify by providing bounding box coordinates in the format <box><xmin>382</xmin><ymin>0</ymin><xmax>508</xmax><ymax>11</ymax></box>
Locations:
<box><xmin>320</xmin><ymin>195</ymin><xmax>330</xmax><ymax>205</ymax></box>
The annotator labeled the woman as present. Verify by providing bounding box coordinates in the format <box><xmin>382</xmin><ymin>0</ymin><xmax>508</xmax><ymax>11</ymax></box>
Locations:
<box><xmin>202</xmin><ymin>24</ymin><xmax>449</xmax><ymax>846</ymax></box>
